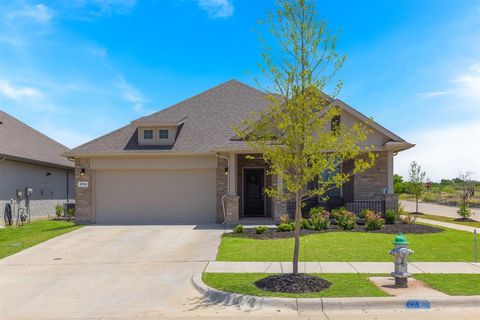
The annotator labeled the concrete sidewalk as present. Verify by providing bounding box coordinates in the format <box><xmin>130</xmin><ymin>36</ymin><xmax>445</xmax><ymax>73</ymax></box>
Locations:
<box><xmin>401</xmin><ymin>200</ymin><xmax>480</xmax><ymax>219</ymax></box>
<box><xmin>417</xmin><ymin>217</ymin><xmax>478</xmax><ymax>233</ymax></box>
<box><xmin>205</xmin><ymin>261</ymin><xmax>480</xmax><ymax>274</ymax></box>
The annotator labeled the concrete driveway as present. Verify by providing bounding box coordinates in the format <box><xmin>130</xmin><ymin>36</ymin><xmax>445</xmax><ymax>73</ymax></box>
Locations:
<box><xmin>401</xmin><ymin>200</ymin><xmax>480</xmax><ymax>219</ymax></box>
<box><xmin>0</xmin><ymin>225</ymin><xmax>298</xmax><ymax>319</ymax></box>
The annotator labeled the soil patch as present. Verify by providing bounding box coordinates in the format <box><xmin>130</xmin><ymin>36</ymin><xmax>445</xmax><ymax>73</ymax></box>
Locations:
<box><xmin>255</xmin><ymin>273</ymin><xmax>331</xmax><ymax>294</ymax></box>
<box><xmin>227</xmin><ymin>222</ymin><xmax>443</xmax><ymax>239</ymax></box>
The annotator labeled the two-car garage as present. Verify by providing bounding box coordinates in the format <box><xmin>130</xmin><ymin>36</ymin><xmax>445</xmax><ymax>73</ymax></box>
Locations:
<box><xmin>90</xmin><ymin>156</ymin><xmax>217</xmax><ymax>224</ymax></box>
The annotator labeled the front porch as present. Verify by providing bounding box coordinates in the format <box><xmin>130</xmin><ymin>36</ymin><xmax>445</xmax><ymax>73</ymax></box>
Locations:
<box><xmin>216</xmin><ymin>152</ymin><xmax>399</xmax><ymax>224</ymax></box>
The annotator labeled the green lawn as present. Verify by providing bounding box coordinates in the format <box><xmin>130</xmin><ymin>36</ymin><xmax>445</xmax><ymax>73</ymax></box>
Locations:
<box><xmin>0</xmin><ymin>220</ymin><xmax>82</xmax><ymax>259</ymax></box>
<box><xmin>417</xmin><ymin>214</ymin><xmax>480</xmax><ymax>228</ymax></box>
<box><xmin>217</xmin><ymin>227</ymin><xmax>475</xmax><ymax>262</ymax></box>
<box><xmin>203</xmin><ymin>273</ymin><xmax>388</xmax><ymax>298</ymax></box>
<box><xmin>416</xmin><ymin>274</ymin><xmax>480</xmax><ymax>296</ymax></box>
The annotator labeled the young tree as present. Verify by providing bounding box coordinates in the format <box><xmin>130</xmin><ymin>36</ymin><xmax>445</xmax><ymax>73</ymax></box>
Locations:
<box><xmin>408</xmin><ymin>161</ymin><xmax>426</xmax><ymax>213</ymax></box>
<box><xmin>235</xmin><ymin>0</ymin><xmax>375</xmax><ymax>274</ymax></box>
<box><xmin>456</xmin><ymin>172</ymin><xmax>473</xmax><ymax>219</ymax></box>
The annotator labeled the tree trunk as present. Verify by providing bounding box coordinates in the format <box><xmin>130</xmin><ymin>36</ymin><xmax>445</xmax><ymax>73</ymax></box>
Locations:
<box><xmin>293</xmin><ymin>191</ymin><xmax>301</xmax><ymax>274</ymax></box>
<box><xmin>416</xmin><ymin>193</ymin><xmax>419</xmax><ymax>213</ymax></box>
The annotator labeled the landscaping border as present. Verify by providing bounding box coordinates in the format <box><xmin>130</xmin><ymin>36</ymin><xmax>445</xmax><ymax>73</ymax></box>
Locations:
<box><xmin>192</xmin><ymin>273</ymin><xmax>480</xmax><ymax>311</ymax></box>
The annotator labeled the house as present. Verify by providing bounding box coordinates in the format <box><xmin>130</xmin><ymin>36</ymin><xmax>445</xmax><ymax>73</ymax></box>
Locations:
<box><xmin>66</xmin><ymin>80</ymin><xmax>413</xmax><ymax>225</ymax></box>
<box><xmin>0</xmin><ymin>110</ymin><xmax>74</xmax><ymax>223</ymax></box>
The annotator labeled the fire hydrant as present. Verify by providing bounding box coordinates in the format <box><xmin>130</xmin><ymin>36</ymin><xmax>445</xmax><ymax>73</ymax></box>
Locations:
<box><xmin>389</xmin><ymin>233</ymin><xmax>414</xmax><ymax>287</ymax></box>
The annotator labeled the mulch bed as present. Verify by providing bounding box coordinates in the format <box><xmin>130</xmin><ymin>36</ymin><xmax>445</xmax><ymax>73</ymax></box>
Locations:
<box><xmin>454</xmin><ymin>218</ymin><xmax>478</xmax><ymax>222</ymax></box>
<box><xmin>255</xmin><ymin>273</ymin><xmax>331</xmax><ymax>294</ymax></box>
<box><xmin>227</xmin><ymin>222</ymin><xmax>443</xmax><ymax>239</ymax></box>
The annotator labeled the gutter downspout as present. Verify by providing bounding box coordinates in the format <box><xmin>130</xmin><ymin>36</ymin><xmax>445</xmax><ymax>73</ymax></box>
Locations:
<box><xmin>215</xmin><ymin>154</ymin><xmax>229</xmax><ymax>226</ymax></box>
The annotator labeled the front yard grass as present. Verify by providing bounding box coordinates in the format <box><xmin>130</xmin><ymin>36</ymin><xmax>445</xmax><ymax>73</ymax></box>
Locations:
<box><xmin>417</xmin><ymin>214</ymin><xmax>480</xmax><ymax>228</ymax></box>
<box><xmin>203</xmin><ymin>273</ymin><xmax>388</xmax><ymax>298</ymax></box>
<box><xmin>217</xmin><ymin>227</ymin><xmax>475</xmax><ymax>262</ymax></box>
<box><xmin>415</xmin><ymin>274</ymin><xmax>480</xmax><ymax>296</ymax></box>
<box><xmin>0</xmin><ymin>220</ymin><xmax>82</xmax><ymax>259</ymax></box>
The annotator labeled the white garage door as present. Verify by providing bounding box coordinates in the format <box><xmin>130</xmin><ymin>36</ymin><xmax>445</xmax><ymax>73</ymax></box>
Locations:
<box><xmin>95</xmin><ymin>169</ymin><xmax>216</xmax><ymax>224</ymax></box>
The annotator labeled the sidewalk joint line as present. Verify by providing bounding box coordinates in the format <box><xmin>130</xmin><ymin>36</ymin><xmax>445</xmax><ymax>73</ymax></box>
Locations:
<box><xmin>348</xmin><ymin>262</ymin><xmax>360</xmax><ymax>273</ymax></box>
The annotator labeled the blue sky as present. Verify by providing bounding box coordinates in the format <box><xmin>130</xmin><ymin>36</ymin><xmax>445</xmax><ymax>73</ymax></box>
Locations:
<box><xmin>0</xmin><ymin>0</ymin><xmax>479</xmax><ymax>181</ymax></box>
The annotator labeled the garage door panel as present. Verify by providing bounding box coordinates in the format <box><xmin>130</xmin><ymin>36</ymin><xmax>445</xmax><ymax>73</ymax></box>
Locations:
<box><xmin>95</xmin><ymin>169</ymin><xmax>216</xmax><ymax>224</ymax></box>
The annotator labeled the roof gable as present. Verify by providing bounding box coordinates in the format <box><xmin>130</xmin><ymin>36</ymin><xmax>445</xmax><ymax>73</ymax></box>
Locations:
<box><xmin>69</xmin><ymin>80</ymin><xmax>412</xmax><ymax>156</ymax></box>
<box><xmin>0</xmin><ymin>110</ymin><xmax>73</xmax><ymax>168</ymax></box>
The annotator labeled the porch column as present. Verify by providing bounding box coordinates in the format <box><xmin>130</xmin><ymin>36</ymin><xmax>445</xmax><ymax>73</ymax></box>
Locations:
<box><xmin>228</xmin><ymin>153</ymin><xmax>236</xmax><ymax>196</ymax></box>
<box><xmin>387</xmin><ymin>151</ymin><xmax>394</xmax><ymax>194</ymax></box>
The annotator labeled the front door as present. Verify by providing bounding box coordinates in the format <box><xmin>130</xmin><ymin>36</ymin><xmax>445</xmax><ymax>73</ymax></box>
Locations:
<box><xmin>243</xmin><ymin>168</ymin><xmax>265</xmax><ymax>216</ymax></box>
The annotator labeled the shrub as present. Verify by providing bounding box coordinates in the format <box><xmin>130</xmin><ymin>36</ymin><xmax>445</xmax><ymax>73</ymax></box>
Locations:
<box><xmin>66</xmin><ymin>208</ymin><xmax>75</xmax><ymax>221</ymax></box>
<box><xmin>277</xmin><ymin>223</ymin><xmax>294</xmax><ymax>232</ymax></box>
<box><xmin>54</xmin><ymin>204</ymin><xmax>63</xmax><ymax>218</ymax></box>
<box><xmin>330</xmin><ymin>207</ymin><xmax>349</xmax><ymax>220</ymax></box>
<box><xmin>301</xmin><ymin>218</ymin><xmax>312</xmax><ymax>230</ymax></box>
<box><xmin>255</xmin><ymin>226</ymin><xmax>268</xmax><ymax>234</ymax></box>
<box><xmin>359</xmin><ymin>208</ymin><xmax>373</xmax><ymax>219</ymax></box>
<box><xmin>279</xmin><ymin>214</ymin><xmax>290</xmax><ymax>224</ymax></box>
<box><xmin>309</xmin><ymin>210</ymin><xmax>330</xmax><ymax>231</ymax></box>
<box><xmin>233</xmin><ymin>225</ymin><xmax>244</xmax><ymax>233</ymax></box>
<box><xmin>335</xmin><ymin>210</ymin><xmax>357</xmax><ymax>230</ymax></box>
<box><xmin>399</xmin><ymin>214</ymin><xmax>416</xmax><ymax>224</ymax></box>
<box><xmin>458</xmin><ymin>204</ymin><xmax>472</xmax><ymax>219</ymax></box>
<box><xmin>364</xmin><ymin>211</ymin><xmax>385</xmax><ymax>230</ymax></box>
<box><xmin>309</xmin><ymin>206</ymin><xmax>325</xmax><ymax>217</ymax></box>
<box><xmin>385</xmin><ymin>209</ymin><xmax>396</xmax><ymax>224</ymax></box>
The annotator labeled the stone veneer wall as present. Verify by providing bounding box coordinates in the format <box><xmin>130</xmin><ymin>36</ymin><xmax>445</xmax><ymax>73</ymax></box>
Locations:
<box><xmin>216</xmin><ymin>155</ymin><xmax>229</xmax><ymax>223</ymax></box>
<box><xmin>385</xmin><ymin>193</ymin><xmax>399</xmax><ymax>213</ymax></box>
<box><xmin>75</xmin><ymin>158</ymin><xmax>93</xmax><ymax>224</ymax></box>
<box><xmin>354</xmin><ymin>152</ymin><xmax>388</xmax><ymax>202</ymax></box>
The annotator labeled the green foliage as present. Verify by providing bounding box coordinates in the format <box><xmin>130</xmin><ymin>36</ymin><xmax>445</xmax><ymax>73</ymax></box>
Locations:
<box><xmin>301</xmin><ymin>218</ymin><xmax>312</xmax><ymax>229</ymax></box>
<box><xmin>385</xmin><ymin>209</ymin><xmax>396</xmax><ymax>225</ymax></box>
<box><xmin>309</xmin><ymin>206</ymin><xmax>325</xmax><ymax>216</ymax></box>
<box><xmin>457</xmin><ymin>204</ymin><xmax>472</xmax><ymax>219</ymax></box>
<box><xmin>233</xmin><ymin>225</ymin><xmax>244</xmax><ymax>233</ymax></box>
<box><xmin>54</xmin><ymin>204</ymin><xmax>63</xmax><ymax>218</ymax></box>
<box><xmin>309</xmin><ymin>211</ymin><xmax>330</xmax><ymax>230</ymax></box>
<box><xmin>330</xmin><ymin>207</ymin><xmax>349</xmax><ymax>220</ymax></box>
<box><xmin>359</xmin><ymin>208</ymin><xmax>373</xmax><ymax>219</ymax></box>
<box><xmin>66</xmin><ymin>208</ymin><xmax>75</xmax><ymax>221</ymax></box>
<box><xmin>255</xmin><ymin>226</ymin><xmax>268</xmax><ymax>234</ymax></box>
<box><xmin>364</xmin><ymin>211</ymin><xmax>385</xmax><ymax>230</ymax></box>
<box><xmin>408</xmin><ymin>161</ymin><xmax>427</xmax><ymax>212</ymax></box>
<box><xmin>394</xmin><ymin>174</ymin><xmax>409</xmax><ymax>194</ymax></box>
<box><xmin>277</xmin><ymin>223</ymin><xmax>295</xmax><ymax>232</ymax></box>
<box><xmin>335</xmin><ymin>210</ymin><xmax>357</xmax><ymax>230</ymax></box>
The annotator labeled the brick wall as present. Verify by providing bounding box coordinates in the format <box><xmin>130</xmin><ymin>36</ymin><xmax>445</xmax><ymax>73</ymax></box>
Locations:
<box><xmin>354</xmin><ymin>152</ymin><xmax>388</xmax><ymax>201</ymax></box>
<box><xmin>75</xmin><ymin>158</ymin><xmax>93</xmax><ymax>224</ymax></box>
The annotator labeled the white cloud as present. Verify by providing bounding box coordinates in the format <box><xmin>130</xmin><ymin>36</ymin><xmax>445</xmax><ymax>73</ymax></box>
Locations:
<box><xmin>395</xmin><ymin>120</ymin><xmax>480</xmax><ymax>182</ymax></box>
<box><xmin>7</xmin><ymin>4</ymin><xmax>53</xmax><ymax>23</ymax></box>
<box><xmin>419</xmin><ymin>62</ymin><xmax>480</xmax><ymax>102</ymax></box>
<box><xmin>196</xmin><ymin>0</ymin><xmax>234</xmax><ymax>18</ymax></box>
<box><xmin>115</xmin><ymin>76</ymin><xmax>147</xmax><ymax>112</ymax></box>
<box><xmin>0</xmin><ymin>80</ymin><xmax>42</xmax><ymax>100</ymax></box>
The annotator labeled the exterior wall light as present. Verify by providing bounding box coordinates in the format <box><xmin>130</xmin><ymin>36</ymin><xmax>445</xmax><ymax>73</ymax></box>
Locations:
<box><xmin>80</xmin><ymin>168</ymin><xmax>85</xmax><ymax>176</ymax></box>
<box><xmin>224</xmin><ymin>167</ymin><xmax>228</xmax><ymax>175</ymax></box>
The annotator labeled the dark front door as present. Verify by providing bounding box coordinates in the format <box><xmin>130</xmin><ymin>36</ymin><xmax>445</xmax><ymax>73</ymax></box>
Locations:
<box><xmin>243</xmin><ymin>168</ymin><xmax>265</xmax><ymax>216</ymax></box>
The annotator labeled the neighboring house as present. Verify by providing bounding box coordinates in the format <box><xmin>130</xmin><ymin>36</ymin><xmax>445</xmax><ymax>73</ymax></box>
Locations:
<box><xmin>0</xmin><ymin>110</ymin><xmax>74</xmax><ymax>223</ymax></box>
<box><xmin>66</xmin><ymin>80</ymin><xmax>413</xmax><ymax>225</ymax></box>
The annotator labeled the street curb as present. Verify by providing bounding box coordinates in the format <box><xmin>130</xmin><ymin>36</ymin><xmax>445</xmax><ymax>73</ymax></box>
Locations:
<box><xmin>192</xmin><ymin>274</ymin><xmax>480</xmax><ymax>311</ymax></box>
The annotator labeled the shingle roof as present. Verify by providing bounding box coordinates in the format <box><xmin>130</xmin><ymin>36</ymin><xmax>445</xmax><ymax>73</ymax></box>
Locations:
<box><xmin>70</xmin><ymin>80</ymin><xmax>271</xmax><ymax>155</ymax></box>
<box><xmin>0</xmin><ymin>110</ymin><xmax>74</xmax><ymax>168</ymax></box>
<box><xmin>68</xmin><ymin>79</ymin><xmax>411</xmax><ymax>156</ymax></box>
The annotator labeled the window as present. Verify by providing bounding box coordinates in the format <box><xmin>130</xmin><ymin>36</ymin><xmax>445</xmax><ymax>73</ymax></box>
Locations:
<box><xmin>143</xmin><ymin>129</ymin><xmax>153</xmax><ymax>139</ymax></box>
<box><xmin>159</xmin><ymin>129</ymin><xmax>169</xmax><ymax>139</ymax></box>
<box><xmin>331</xmin><ymin>115</ymin><xmax>340</xmax><ymax>135</ymax></box>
